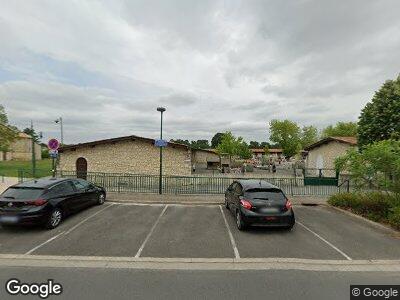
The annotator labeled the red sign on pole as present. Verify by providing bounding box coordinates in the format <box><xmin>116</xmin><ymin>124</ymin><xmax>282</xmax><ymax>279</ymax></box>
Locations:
<box><xmin>48</xmin><ymin>138</ymin><xmax>60</xmax><ymax>150</ymax></box>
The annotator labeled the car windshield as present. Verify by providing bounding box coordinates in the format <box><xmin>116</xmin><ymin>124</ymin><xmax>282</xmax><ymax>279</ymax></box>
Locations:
<box><xmin>244</xmin><ymin>188</ymin><xmax>286</xmax><ymax>203</ymax></box>
<box><xmin>1</xmin><ymin>187</ymin><xmax>44</xmax><ymax>200</ymax></box>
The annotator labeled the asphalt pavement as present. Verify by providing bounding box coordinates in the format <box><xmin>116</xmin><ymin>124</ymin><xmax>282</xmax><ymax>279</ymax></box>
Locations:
<box><xmin>0</xmin><ymin>202</ymin><xmax>399</xmax><ymax>299</ymax></box>
<box><xmin>0</xmin><ymin>266</ymin><xmax>399</xmax><ymax>300</ymax></box>
<box><xmin>0</xmin><ymin>203</ymin><xmax>399</xmax><ymax>259</ymax></box>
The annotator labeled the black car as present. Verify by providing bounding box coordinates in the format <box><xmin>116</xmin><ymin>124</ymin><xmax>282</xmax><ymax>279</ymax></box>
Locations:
<box><xmin>225</xmin><ymin>179</ymin><xmax>295</xmax><ymax>230</ymax></box>
<box><xmin>0</xmin><ymin>177</ymin><xmax>106</xmax><ymax>229</ymax></box>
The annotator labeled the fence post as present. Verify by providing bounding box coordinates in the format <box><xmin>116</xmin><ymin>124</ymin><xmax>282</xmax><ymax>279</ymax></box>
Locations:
<box><xmin>290</xmin><ymin>178</ymin><xmax>294</xmax><ymax>196</ymax></box>
<box><xmin>18</xmin><ymin>169</ymin><xmax>23</xmax><ymax>183</ymax></box>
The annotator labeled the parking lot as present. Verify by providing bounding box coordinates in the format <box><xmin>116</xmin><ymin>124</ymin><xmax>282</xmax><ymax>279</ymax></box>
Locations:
<box><xmin>0</xmin><ymin>203</ymin><xmax>399</xmax><ymax>260</ymax></box>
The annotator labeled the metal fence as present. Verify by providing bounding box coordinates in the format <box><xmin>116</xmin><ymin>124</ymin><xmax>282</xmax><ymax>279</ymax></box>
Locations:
<box><xmin>34</xmin><ymin>170</ymin><xmax>349</xmax><ymax>196</ymax></box>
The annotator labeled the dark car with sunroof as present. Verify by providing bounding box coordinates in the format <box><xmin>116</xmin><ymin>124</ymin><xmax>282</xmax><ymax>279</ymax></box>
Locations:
<box><xmin>0</xmin><ymin>177</ymin><xmax>106</xmax><ymax>229</ymax></box>
<box><xmin>224</xmin><ymin>179</ymin><xmax>295</xmax><ymax>230</ymax></box>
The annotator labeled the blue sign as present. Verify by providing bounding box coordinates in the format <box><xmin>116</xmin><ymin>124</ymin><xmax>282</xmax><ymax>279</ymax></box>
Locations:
<box><xmin>154</xmin><ymin>139</ymin><xmax>168</xmax><ymax>147</ymax></box>
<box><xmin>49</xmin><ymin>149</ymin><xmax>58</xmax><ymax>158</ymax></box>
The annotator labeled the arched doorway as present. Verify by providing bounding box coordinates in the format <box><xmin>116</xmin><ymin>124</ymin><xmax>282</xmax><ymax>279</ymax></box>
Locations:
<box><xmin>76</xmin><ymin>157</ymin><xmax>87</xmax><ymax>180</ymax></box>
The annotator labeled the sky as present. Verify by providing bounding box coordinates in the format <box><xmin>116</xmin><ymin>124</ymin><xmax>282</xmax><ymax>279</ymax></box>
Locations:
<box><xmin>0</xmin><ymin>0</ymin><xmax>399</xmax><ymax>145</ymax></box>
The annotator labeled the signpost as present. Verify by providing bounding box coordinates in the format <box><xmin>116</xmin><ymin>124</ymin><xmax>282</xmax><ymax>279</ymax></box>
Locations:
<box><xmin>48</xmin><ymin>139</ymin><xmax>60</xmax><ymax>178</ymax></box>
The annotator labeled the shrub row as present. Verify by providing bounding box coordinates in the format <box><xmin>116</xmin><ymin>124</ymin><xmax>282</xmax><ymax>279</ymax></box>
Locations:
<box><xmin>328</xmin><ymin>192</ymin><xmax>400</xmax><ymax>230</ymax></box>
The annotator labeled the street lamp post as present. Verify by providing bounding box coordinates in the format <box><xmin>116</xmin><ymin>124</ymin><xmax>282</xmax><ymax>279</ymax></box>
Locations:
<box><xmin>157</xmin><ymin>107</ymin><xmax>166</xmax><ymax>195</ymax></box>
<box><xmin>30</xmin><ymin>120</ymin><xmax>36</xmax><ymax>178</ymax></box>
<box><xmin>54</xmin><ymin>117</ymin><xmax>64</xmax><ymax>145</ymax></box>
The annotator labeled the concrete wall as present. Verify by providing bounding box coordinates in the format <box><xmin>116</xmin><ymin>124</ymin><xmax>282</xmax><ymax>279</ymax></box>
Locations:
<box><xmin>59</xmin><ymin>139</ymin><xmax>192</xmax><ymax>175</ymax></box>
<box><xmin>306</xmin><ymin>141</ymin><xmax>354</xmax><ymax>176</ymax></box>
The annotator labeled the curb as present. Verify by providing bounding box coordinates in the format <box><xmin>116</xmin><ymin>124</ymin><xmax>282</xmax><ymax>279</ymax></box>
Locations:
<box><xmin>1</xmin><ymin>254</ymin><xmax>400</xmax><ymax>271</ymax></box>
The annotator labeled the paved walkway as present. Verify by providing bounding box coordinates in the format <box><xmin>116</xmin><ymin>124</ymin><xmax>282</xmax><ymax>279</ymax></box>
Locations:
<box><xmin>106</xmin><ymin>192</ymin><xmax>328</xmax><ymax>205</ymax></box>
<box><xmin>0</xmin><ymin>177</ymin><xmax>18</xmax><ymax>194</ymax></box>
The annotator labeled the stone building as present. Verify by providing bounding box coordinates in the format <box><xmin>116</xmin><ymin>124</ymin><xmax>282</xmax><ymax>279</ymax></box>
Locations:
<box><xmin>59</xmin><ymin>135</ymin><xmax>194</xmax><ymax>176</ymax></box>
<box><xmin>191</xmin><ymin>148</ymin><xmax>221</xmax><ymax>170</ymax></box>
<box><xmin>250</xmin><ymin>148</ymin><xmax>283</xmax><ymax>160</ymax></box>
<box><xmin>304</xmin><ymin>136</ymin><xmax>357</xmax><ymax>176</ymax></box>
<box><xmin>0</xmin><ymin>132</ymin><xmax>42</xmax><ymax>161</ymax></box>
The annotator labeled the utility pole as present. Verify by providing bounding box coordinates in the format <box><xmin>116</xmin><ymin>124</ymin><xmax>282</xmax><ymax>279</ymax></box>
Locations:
<box><xmin>157</xmin><ymin>107</ymin><xmax>166</xmax><ymax>195</ymax></box>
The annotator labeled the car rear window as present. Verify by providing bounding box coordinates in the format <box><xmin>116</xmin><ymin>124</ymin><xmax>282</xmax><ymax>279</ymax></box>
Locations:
<box><xmin>1</xmin><ymin>187</ymin><xmax>44</xmax><ymax>200</ymax></box>
<box><xmin>244</xmin><ymin>188</ymin><xmax>286</xmax><ymax>203</ymax></box>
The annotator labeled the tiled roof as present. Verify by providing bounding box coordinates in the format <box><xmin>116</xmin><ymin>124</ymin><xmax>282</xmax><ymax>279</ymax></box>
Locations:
<box><xmin>304</xmin><ymin>136</ymin><xmax>357</xmax><ymax>151</ymax></box>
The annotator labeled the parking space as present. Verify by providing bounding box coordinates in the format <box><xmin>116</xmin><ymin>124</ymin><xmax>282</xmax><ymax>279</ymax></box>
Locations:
<box><xmin>141</xmin><ymin>205</ymin><xmax>234</xmax><ymax>258</ymax></box>
<box><xmin>223</xmin><ymin>207</ymin><xmax>345</xmax><ymax>259</ymax></box>
<box><xmin>34</xmin><ymin>204</ymin><xmax>165</xmax><ymax>257</ymax></box>
<box><xmin>0</xmin><ymin>204</ymin><xmax>114</xmax><ymax>255</ymax></box>
<box><xmin>294</xmin><ymin>206</ymin><xmax>400</xmax><ymax>259</ymax></box>
<box><xmin>0</xmin><ymin>203</ymin><xmax>399</xmax><ymax>260</ymax></box>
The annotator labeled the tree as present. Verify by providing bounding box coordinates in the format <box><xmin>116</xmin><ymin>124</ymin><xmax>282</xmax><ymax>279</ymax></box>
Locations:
<box><xmin>336</xmin><ymin>140</ymin><xmax>400</xmax><ymax>193</ymax></box>
<box><xmin>216</xmin><ymin>132</ymin><xmax>252</xmax><ymax>159</ymax></box>
<box><xmin>358</xmin><ymin>76</ymin><xmax>400</xmax><ymax>147</ymax></box>
<box><xmin>260</xmin><ymin>141</ymin><xmax>271</xmax><ymax>148</ymax></box>
<box><xmin>0</xmin><ymin>105</ymin><xmax>17</xmax><ymax>154</ymax></box>
<box><xmin>269</xmin><ymin>119</ymin><xmax>301</xmax><ymax>157</ymax></box>
<box><xmin>23</xmin><ymin>127</ymin><xmax>41</xmax><ymax>142</ymax></box>
<box><xmin>236</xmin><ymin>140</ymin><xmax>252</xmax><ymax>159</ymax></box>
<box><xmin>301</xmin><ymin>125</ymin><xmax>318</xmax><ymax>148</ymax></box>
<box><xmin>211</xmin><ymin>132</ymin><xmax>224</xmax><ymax>148</ymax></box>
<box><xmin>322</xmin><ymin>122</ymin><xmax>358</xmax><ymax>138</ymax></box>
<box><xmin>170</xmin><ymin>139</ymin><xmax>190</xmax><ymax>146</ymax></box>
<box><xmin>0</xmin><ymin>105</ymin><xmax>8</xmax><ymax>124</ymax></box>
<box><xmin>190</xmin><ymin>139</ymin><xmax>210</xmax><ymax>149</ymax></box>
<box><xmin>249</xmin><ymin>141</ymin><xmax>260</xmax><ymax>148</ymax></box>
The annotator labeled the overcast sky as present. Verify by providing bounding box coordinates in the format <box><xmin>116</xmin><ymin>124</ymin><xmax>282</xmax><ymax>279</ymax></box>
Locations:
<box><xmin>1</xmin><ymin>0</ymin><xmax>399</xmax><ymax>144</ymax></box>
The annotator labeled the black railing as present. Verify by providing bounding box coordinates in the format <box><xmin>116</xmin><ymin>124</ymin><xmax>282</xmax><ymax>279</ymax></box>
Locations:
<box><xmin>45</xmin><ymin>170</ymin><xmax>342</xmax><ymax>196</ymax></box>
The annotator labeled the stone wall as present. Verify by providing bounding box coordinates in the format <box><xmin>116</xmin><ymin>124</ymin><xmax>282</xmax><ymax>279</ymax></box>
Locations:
<box><xmin>59</xmin><ymin>139</ymin><xmax>192</xmax><ymax>175</ymax></box>
<box><xmin>192</xmin><ymin>150</ymin><xmax>220</xmax><ymax>169</ymax></box>
<box><xmin>0</xmin><ymin>138</ymin><xmax>41</xmax><ymax>161</ymax></box>
<box><xmin>12</xmin><ymin>139</ymin><xmax>42</xmax><ymax>161</ymax></box>
<box><xmin>306</xmin><ymin>141</ymin><xmax>354</xmax><ymax>176</ymax></box>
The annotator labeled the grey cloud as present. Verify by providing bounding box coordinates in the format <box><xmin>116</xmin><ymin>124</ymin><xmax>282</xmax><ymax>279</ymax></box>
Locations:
<box><xmin>0</xmin><ymin>0</ymin><xmax>399</xmax><ymax>144</ymax></box>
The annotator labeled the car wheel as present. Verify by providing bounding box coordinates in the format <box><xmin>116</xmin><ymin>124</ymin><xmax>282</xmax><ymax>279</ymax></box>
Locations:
<box><xmin>224</xmin><ymin>197</ymin><xmax>229</xmax><ymax>209</ymax></box>
<box><xmin>97</xmin><ymin>193</ymin><xmax>106</xmax><ymax>205</ymax></box>
<box><xmin>236</xmin><ymin>210</ymin><xmax>246</xmax><ymax>231</ymax></box>
<box><xmin>46</xmin><ymin>208</ymin><xmax>63</xmax><ymax>229</ymax></box>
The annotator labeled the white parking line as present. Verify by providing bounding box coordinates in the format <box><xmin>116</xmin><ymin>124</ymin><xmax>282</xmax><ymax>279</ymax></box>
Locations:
<box><xmin>134</xmin><ymin>205</ymin><xmax>169</xmax><ymax>258</ymax></box>
<box><xmin>24</xmin><ymin>231</ymin><xmax>66</xmax><ymax>255</ymax></box>
<box><xmin>64</xmin><ymin>203</ymin><xmax>115</xmax><ymax>235</ymax></box>
<box><xmin>296</xmin><ymin>220</ymin><xmax>352</xmax><ymax>260</ymax></box>
<box><xmin>219</xmin><ymin>205</ymin><xmax>240</xmax><ymax>259</ymax></box>
<box><xmin>24</xmin><ymin>204</ymin><xmax>114</xmax><ymax>255</ymax></box>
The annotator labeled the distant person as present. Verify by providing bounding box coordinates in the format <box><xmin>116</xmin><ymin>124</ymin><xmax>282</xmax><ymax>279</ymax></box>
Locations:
<box><xmin>192</xmin><ymin>163</ymin><xmax>196</xmax><ymax>173</ymax></box>
<box><xmin>272</xmin><ymin>164</ymin><xmax>277</xmax><ymax>174</ymax></box>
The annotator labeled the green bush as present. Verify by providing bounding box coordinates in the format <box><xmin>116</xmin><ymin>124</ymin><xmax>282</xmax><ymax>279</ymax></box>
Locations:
<box><xmin>41</xmin><ymin>149</ymin><xmax>50</xmax><ymax>159</ymax></box>
<box><xmin>328</xmin><ymin>192</ymin><xmax>400</xmax><ymax>229</ymax></box>
<box><xmin>388</xmin><ymin>207</ymin><xmax>400</xmax><ymax>230</ymax></box>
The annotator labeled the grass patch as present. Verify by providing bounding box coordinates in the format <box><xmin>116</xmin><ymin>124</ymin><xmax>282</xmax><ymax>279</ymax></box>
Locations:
<box><xmin>328</xmin><ymin>192</ymin><xmax>400</xmax><ymax>230</ymax></box>
<box><xmin>0</xmin><ymin>159</ymin><xmax>52</xmax><ymax>178</ymax></box>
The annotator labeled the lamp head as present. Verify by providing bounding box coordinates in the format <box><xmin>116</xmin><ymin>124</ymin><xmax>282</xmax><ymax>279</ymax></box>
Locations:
<box><xmin>156</xmin><ymin>107</ymin><xmax>166</xmax><ymax>112</ymax></box>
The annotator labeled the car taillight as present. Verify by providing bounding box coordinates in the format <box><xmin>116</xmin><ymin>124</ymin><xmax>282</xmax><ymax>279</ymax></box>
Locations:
<box><xmin>26</xmin><ymin>199</ymin><xmax>47</xmax><ymax>206</ymax></box>
<box><xmin>285</xmin><ymin>199</ymin><xmax>292</xmax><ymax>211</ymax></box>
<box><xmin>240</xmin><ymin>199</ymin><xmax>252</xmax><ymax>210</ymax></box>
